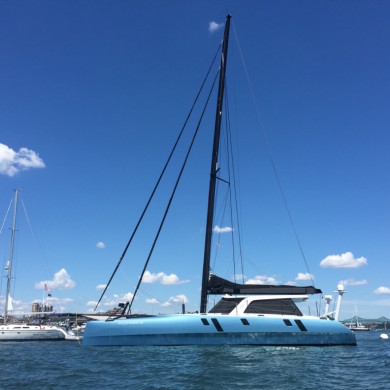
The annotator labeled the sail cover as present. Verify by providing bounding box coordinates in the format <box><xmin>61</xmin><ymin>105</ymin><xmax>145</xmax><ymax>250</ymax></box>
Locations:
<box><xmin>207</xmin><ymin>274</ymin><xmax>322</xmax><ymax>295</ymax></box>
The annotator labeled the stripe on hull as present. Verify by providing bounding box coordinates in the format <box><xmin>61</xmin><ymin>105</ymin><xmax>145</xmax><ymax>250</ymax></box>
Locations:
<box><xmin>84</xmin><ymin>332</ymin><xmax>356</xmax><ymax>346</ymax></box>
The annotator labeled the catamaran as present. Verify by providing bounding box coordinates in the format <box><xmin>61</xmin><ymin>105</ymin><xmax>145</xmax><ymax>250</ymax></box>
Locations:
<box><xmin>83</xmin><ymin>15</ymin><xmax>356</xmax><ymax>347</ymax></box>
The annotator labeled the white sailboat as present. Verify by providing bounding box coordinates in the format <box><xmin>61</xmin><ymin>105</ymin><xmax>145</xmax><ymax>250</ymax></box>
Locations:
<box><xmin>83</xmin><ymin>15</ymin><xmax>356</xmax><ymax>347</ymax></box>
<box><xmin>0</xmin><ymin>190</ymin><xmax>67</xmax><ymax>341</ymax></box>
<box><xmin>347</xmin><ymin>306</ymin><xmax>371</xmax><ymax>332</ymax></box>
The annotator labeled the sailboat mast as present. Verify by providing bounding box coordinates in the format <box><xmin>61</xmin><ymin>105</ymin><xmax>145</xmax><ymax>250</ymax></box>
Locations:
<box><xmin>200</xmin><ymin>15</ymin><xmax>231</xmax><ymax>314</ymax></box>
<box><xmin>4</xmin><ymin>189</ymin><xmax>19</xmax><ymax>325</ymax></box>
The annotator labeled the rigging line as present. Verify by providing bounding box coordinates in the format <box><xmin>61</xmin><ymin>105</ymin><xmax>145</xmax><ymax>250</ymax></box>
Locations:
<box><xmin>227</xmin><ymin>146</ymin><xmax>238</xmax><ymax>282</ymax></box>
<box><xmin>211</xmin><ymin>186</ymin><xmax>229</xmax><ymax>272</ymax></box>
<box><xmin>5</xmin><ymin>190</ymin><xmax>19</xmax><ymax>316</ymax></box>
<box><xmin>94</xmin><ymin>43</ymin><xmax>222</xmax><ymax>312</ymax></box>
<box><xmin>232</xmin><ymin>21</ymin><xmax>315</xmax><ymax>286</ymax></box>
<box><xmin>127</xmin><ymin>70</ymin><xmax>220</xmax><ymax>314</ymax></box>
<box><xmin>0</xmin><ymin>194</ymin><xmax>14</xmax><ymax>237</ymax></box>
<box><xmin>117</xmin><ymin>269</ymin><xmax>164</xmax><ymax>308</ymax></box>
<box><xmin>211</xmin><ymin>90</ymin><xmax>237</xmax><ymax>279</ymax></box>
<box><xmin>19</xmin><ymin>195</ymin><xmax>52</xmax><ymax>279</ymax></box>
<box><xmin>0</xmin><ymin>194</ymin><xmax>14</xmax><ymax>298</ymax></box>
<box><xmin>224</xmin><ymin>83</ymin><xmax>245</xmax><ymax>284</ymax></box>
<box><xmin>228</xmin><ymin>183</ymin><xmax>237</xmax><ymax>284</ymax></box>
<box><xmin>220</xmin><ymin>92</ymin><xmax>237</xmax><ymax>283</ymax></box>
<box><xmin>118</xmin><ymin>267</ymin><xmax>161</xmax><ymax>304</ymax></box>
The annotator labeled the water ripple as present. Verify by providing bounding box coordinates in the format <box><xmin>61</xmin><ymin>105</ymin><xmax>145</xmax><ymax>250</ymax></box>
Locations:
<box><xmin>1</xmin><ymin>332</ymin><xmax>389</xmax><ymax>389</ymax></box>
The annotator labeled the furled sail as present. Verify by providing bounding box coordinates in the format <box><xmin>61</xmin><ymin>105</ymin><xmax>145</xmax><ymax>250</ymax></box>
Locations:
<box><xmin>207</xmin><ymin>274</ymin><xmax>322</xmax><ymax>295</ymax></box>
<box><xmin>7</xmin><ymin>295</ymin><xmax>13</xmax><ymax>312</ymax></box>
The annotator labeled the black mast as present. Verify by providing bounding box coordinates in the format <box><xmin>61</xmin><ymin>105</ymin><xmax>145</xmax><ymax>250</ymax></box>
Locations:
<box><xmin>200</xmin><ymin>14</ymin><xmax>231</xmax><ymax>313</ymax></box>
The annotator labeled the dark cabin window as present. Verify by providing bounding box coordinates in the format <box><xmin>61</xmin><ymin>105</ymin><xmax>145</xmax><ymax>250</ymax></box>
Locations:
<box><xmin>208</xmin><ymin>298</ymin><xmax>243</xmax><ymax>314</ymax></box>
<box><xmin>244</xmin><ymin>299</ymin><xmax>303</xmax><ymax>316</ymax></box>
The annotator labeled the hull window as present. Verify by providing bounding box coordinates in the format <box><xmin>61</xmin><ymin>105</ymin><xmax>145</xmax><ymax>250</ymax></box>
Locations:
<box><xmin>211</xmin><ymin>318</ymin><xmax>224</xmax><ymax>332</ymax></box>
<box><xmin>294</xmin><ymin>319</ymin><xmax>307</xmax><ymax>332</ymax></box>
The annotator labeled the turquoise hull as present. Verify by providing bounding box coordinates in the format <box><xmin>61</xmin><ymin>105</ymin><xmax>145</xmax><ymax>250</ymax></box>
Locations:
<box><xmin>82</xmin><ymin>314</ymin><xmax>356</xmax><ymax>346</ymax></box>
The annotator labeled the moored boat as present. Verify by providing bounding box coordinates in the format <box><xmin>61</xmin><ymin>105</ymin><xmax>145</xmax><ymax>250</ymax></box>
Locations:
<box><xmin>0</xmin><ymin>323</ymin><xmax>66</xmax><ymax>341</ymax></box>
<box><xmin>0</xmin><ymin>190</ymin><xmax>69</xmax><ymax>342</ymax></box>
<box><xmin>83</xmin><ymin>15</ymin><xmax>356</xmax><ymax>347</ymax></box>
<box><xmin>347</xmin><ymin>307</ymin><xmax>371</xmax><ymax>331</ymax></box>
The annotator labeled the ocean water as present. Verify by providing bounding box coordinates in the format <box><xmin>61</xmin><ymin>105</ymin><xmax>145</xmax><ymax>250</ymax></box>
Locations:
<box><xmin>1</xmin><ymin>332</ymin><xmax>389</xmax><ymax>390</ymax></box>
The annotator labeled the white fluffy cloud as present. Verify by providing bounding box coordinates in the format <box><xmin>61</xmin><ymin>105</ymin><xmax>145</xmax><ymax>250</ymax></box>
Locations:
<box><xmin>0</xmin><ymin>143</ymin><xmax>45</xmax><ymax>176</ymax></box>
<box><xmin>374</xmin><ymin>286</ymin><xmax>390</xmax><ymax>295</ymax></box>
<box><xmin>295</xmin><ymin>272</ymin><xmax>314</xmax><ymax>281</ymax></box>
<box><xmin>209</xmin><ymin>21</ymin><xmax>223</xmax><ymax>33</ymax></box>
<box><xmin>142</xmin><ymin>271</ymin><xmax>189</xmax><ymax>285</ymax></box>
<box><xmin>87</xmin><ymin>292</ymin><xmax>134</xmax><ymax>312</ymax></box>
<box><xmin>122</xmin><ymin>292</ymin><xmax>134</xmax><ymax>301</ymax></box>
<box><xmin>96</xmin><ymin>242</ymin><xmax>105</xmax><ymax>249</ymax></box>
<box><xmin>35</xmin><ymin>268</ymin><xmax>76</xmax><ymax>290</ymax></box>
<box><xmin>161</xmin><ymin>294</ymin><xmax>188</xmax><ymax>307</ymax></box>
<box><xmin>96</xmin><ymin>284</ymin><xmax>107</xmax><ymax>290</ymax></box>
<box><xmin>285</xmin><ymin>281</ymin><xmax>297</xmax><ymax>286</ymax></box>
<box><xmin>101</xmin><ymin>292</ymin><xmax>134</xmax><ymax>307</ymax></box>
<box><xmin>320</xmin><ymin>252</ymin><xmax>367</xmax><ymax>268</ymax></box>
<box><xmin>213</xmin><ymin>225</ymin><xmax>233</xmax><ymax>233</ymax></box>
<box><xmin>341</xmin><ymin>279</ymin><xmax>368</xmax><ymax>286</ymax></box>
<box><xmin>246</xmin><ymin>275</ymin><xmax>279</xmax><ymax>285</ymax></box>
<box><xmin>146</xmin><ymin>298</ymin><xmax>160</xmax><ymax>305</ymax></box>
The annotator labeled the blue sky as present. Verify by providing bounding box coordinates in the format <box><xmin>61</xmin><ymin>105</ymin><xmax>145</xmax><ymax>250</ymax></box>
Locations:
<box><xmin>1</xmin><ymin>1</ymin><xmax>389</xmax><ymax>320</ymax></box>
